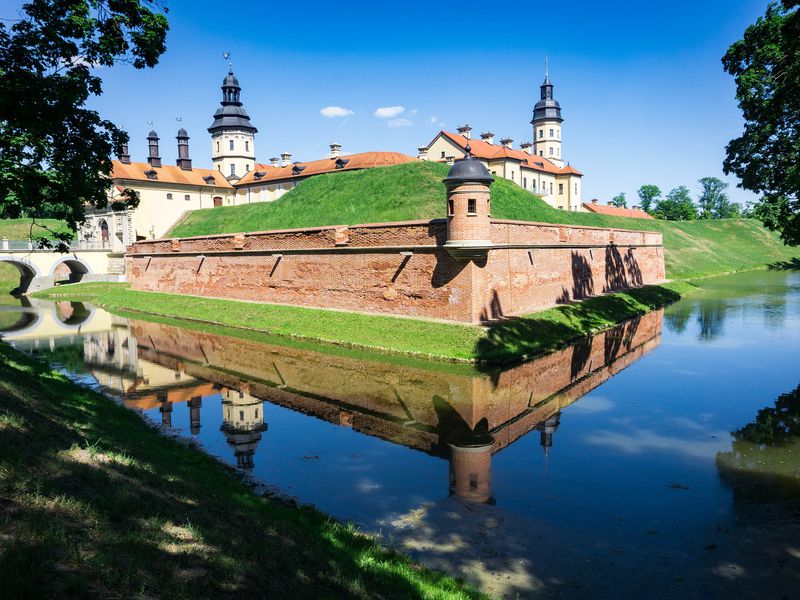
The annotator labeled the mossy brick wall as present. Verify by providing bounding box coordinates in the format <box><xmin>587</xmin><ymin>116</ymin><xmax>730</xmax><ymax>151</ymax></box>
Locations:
<box><xmin>127</xmin><ymin>220</ymin><xmax>665</xmax><ymax>324</ymax></box>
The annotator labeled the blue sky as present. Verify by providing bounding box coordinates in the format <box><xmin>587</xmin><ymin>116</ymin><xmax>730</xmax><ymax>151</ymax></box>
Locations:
<box><xmin>8</xmin><ymin>0</ymin><xmax>769</xmax><ymax>204</ymax></box>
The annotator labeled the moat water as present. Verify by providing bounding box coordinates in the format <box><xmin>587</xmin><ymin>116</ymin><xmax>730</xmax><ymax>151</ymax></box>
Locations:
<box><xmin>2</xmin><ymin>270</ymin><xmax>799</xmax><ymax>598</ymax></box>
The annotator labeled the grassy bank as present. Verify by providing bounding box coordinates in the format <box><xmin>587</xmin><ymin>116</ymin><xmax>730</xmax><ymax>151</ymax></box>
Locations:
<box><xmin>35</xmin><ymin>281</ymin><xmax>689</xmax><ymax>365</ymax></box>
<box><xmin>0</xmin><ymin>217</ymin><xmax>68</xmax><ymax>240</ymax></box>
<box><xmin>167</xmin><ymin>162</ymin><xmax>798</xmax><ymax>280</ymax></box>
<box><xmin>0</xmin><ymin>343</ymin><xmax>486</xmax><ymax>599</ymax></box>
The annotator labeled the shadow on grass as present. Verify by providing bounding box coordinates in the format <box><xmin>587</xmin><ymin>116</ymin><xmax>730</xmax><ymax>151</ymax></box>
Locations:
<box><xmin>768</xmin><ymin>257</ymin><xmax>800</xmax><ymax>270</ymax></box>
<box><xmin>474</xmin><ymin>285</ymin><xmax>682</xmax><ymax>369</ymax></box>
<box><xmin>0</xmin><ymin>344</ymin><xmax>486</xmax><ymax>599</ymax></box>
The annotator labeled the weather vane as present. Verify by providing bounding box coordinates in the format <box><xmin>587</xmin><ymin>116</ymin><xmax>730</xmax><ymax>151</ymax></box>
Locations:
<box><xmin>176</xmin><ymin>116</ymin><xmax>182</xmax><ymax>123</ymax></box>
<box><xmin>223</xmin><ymin>51</ymin><xmax>232</xmax><ymax>71</ymax></box>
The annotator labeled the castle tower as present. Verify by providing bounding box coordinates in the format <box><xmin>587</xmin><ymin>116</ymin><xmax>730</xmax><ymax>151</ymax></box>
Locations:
<box><xmin>208</xmin><ymin>69</ymin><xmax>257</xmax><ymax>182</ymax></box>
<box><xmin>448</xmin><ymin>439</ymin><xmax>494</xmax><ymax>504</ymax></box>
<box><xmin>443</xmin><ymin>144</ymin><xmax>494</xmax><ymax>261</ymax></box>
<box><xmin>531</xmin><ymin>63</ymin><xmax>564</xmax><ymax>167</ymax></box>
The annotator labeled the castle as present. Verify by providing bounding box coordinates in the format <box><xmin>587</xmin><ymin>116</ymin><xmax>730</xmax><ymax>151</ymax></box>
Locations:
<box><xmin>419</xmin><ymin>71</ymin><xmax>584</xmax><ymax>212</ymax></box>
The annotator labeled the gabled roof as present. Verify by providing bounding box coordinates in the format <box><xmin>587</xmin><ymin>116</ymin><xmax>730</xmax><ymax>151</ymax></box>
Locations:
<box><xmin>582</xmin><ymin>202</ymin><xmax>654</xmax><ymax>220</ymax></box>
<box><xmin>432</xmin><ymin>131</ymin><xmax>582</xmax><ymax>176</ymax></box>
<box><xmin>235</xmin><ymin>151</ymin><xmax>417</xmax><ymax>186</ymax></box>
<box><xmin>111</xmin><ymin>161</ymin><xmax>234</xmax><ymax>188</ymax></box>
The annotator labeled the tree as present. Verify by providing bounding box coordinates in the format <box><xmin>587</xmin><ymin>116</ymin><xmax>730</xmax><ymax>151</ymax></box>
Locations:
<box><xmin>0</xmin><ymin>0</ymin><xmax>169</xmax><ymax>249</ymax></box>
<box><xmin>722</xmin><ymin>1</ymin><xmax>800</xmax><ymax>245</ymax></box>
<box><xmin>698</xmin><ymin>176</ymin><xmax>729</xmax><ymax>219</ymax></box>
<box><xmin>610</xmin><ymin>192</ymin><xmax>627</xmax><ymax>208</ymax></box>
<box><xmin>637</xmin><ymin>185</ymin><xmax>661</xmax><ymax>213</ymax></box>
<box><xmin>715</xmin><ymin>196</ymin><xmax>741</xmax><ymax>219</ymax></box>
<box><xmin>655</xmin><ymin>186</ymin><xmax>698</xmax><ymax>221</ymax></box>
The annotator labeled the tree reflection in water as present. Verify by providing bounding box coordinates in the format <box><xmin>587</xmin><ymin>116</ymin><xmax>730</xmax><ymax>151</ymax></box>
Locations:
<box><xmin>717</xmin><ymin>383</ymin><xmax>800</xmax><ymax>503</ymax></box>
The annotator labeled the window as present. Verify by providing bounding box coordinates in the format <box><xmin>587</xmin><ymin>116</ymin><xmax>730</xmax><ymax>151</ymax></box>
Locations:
<box><xmin>184</xmin><ymin>194</ymin><xmax>190</xmax><ymax>201</ymax></box>
<box><xmin>550</xmin><ymin>182</ymin><xmax>554</xmax><ymax>194</ymax></box>
<box><xmin>549</xmin><ymin>128</ymin><xmax>554</xmax><ymax>137</ymax></box>
<box><xmin>511</xmin><ymin>171</ymin><xmax>515</xmax><ymax>181</ymax></box>
<box><xmin>532</xmin><ymin>180</ymin><xmax>537</xmax><ymax>191</ymax></box>
<box><xmin>245</xmin><ymin>164</ymin><xmax>250</xmax><ymax>172</ymax></box>
<box><xmin>538</xmin><ymin>129</ymin><xmax>543</xmax><ymax>139</ymax></box>
<box><xmin>539</xmin><ymin>150</ymin><xmax>543</xmax><ymax>156</ymax></box>
<box><xmin>575</xmin><ymin>183</ymin><xmax>578</xmax><ymax>194</ymax></box>
<box><xmin>441</xmin><ymin>151</ymin><xmax>446</xmax><ymax>159</ymax></box>
<box><xmin>467</xmin><ymin>198</ymin><xmax>477</xmax><ymax>215</ymax></box>
<box><xmin>166</xmin><ymin>193</ymin><xmax>173</xmax><ymax>200</ymax></box>
<box><xmin>217</xmin><ymin>165</ymin><xmax>221</xmax><ymax>171</ymax></box>
<box><xmin>245</xmin><ymin>141</ymin><xmax>249</xmax><ymax>152</ymax></box>
<box><xmin>549</xmin><ymin>147</ymin><xmax>554</xmax><ymax>156</ymax></box>
<box><xmin>523</xmin><ymin>177</ymin><xmax>527</xmax><ymax>189</ymax></box>
<box><xmin>229</xmin><ymin>140</ymin><xmax>234</xmax><ymax>151</ymax></box>
<box><xmin>239</xmin><ymin>410</ymin><xmax>244</xmax><ymax>421</ymax></box>
<box><xmin>216</xmin><ymin>141</ymin><xmax>219</xmax><ymax>152</ymax></box>
<box><xmin>559</xmin><ymin>184</ymin><xmax>564</xmax><ymax>195</ymax></box>
<box><xmin>448</xmin><ymin>199</ymin><xmax>454</xmax><ymax>216</ymax></box>
<box><xmin>230</xmin><ymin>163</ymin><xmax>236</xmax><ymax>176</ymax></box>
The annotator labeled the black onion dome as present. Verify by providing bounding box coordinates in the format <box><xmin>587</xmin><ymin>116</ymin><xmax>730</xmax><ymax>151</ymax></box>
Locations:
<box><xmin>176</xmin><ymin>127</ymin><xmax>188</xmax><ymax>138</ymax></box>
<box><xmin>208</xmin><ymin>69</ymin><xmax>257</xmax><ymax>134</ymax></box>
<box><xmin>531</xmin><ymin>74</ymin><xmax>563</xmax><ymax>124</ymax></box>
<box><xmin>443</xmin><ymin>144</ymin><xmax>494</xmax><ymax>184</ymax></box>
<box><xmin>147</xmin><ymin>129</ymin><xmax>159</xmax><ymax>138</ymax></box>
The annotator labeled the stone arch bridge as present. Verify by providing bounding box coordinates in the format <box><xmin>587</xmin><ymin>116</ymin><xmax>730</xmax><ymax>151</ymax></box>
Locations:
<box><xmin>0</xmin><ymin>242</ymin><xmax>125</xmax><ymax>293</ymax></box>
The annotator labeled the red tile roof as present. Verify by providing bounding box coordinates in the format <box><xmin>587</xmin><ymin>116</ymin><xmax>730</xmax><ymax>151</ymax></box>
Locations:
<box><xmin>111</xmin><ymin>161</ymin><xmax>233</xmax><ymax>188</ymax></box>
<box><xmin>583</xmin><ymin>202</ymin><xmax>654</xmax><ymax>219</ymax></box>
<box><xmin>235</xmin><ymin>151</ymin><xmax>418</xmax><ymax>186</ymax></box>
<box><xmin>433</xmin><ymin>131</ymin><xmax>583</xmax><ymax>176</ymax></box>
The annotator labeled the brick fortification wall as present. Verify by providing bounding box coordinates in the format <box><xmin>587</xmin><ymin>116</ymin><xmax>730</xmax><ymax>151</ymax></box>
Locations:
<box><xmin>127</xmin><ymin>219</ymin><xmax>665</xmax><ymax>324</ymax></box>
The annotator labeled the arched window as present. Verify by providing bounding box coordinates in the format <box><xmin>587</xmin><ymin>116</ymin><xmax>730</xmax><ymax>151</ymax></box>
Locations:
<box><xmin>166</xmin><ymin>193</ymin><xmax>173</xmax><ymax>200</ymax></box>
<box><xmin>184</xmin><ymin>194</ymin><xmax>190</xmax><ymax>201</ymax></box>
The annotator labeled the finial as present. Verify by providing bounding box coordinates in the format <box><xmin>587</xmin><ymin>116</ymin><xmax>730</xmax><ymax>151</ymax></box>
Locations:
<box><xmin>545</xmin><ymin>55</ymin><xmax>549</xmax><ymax>78</ymax></box>
<box><xmin>223</xmin><ymin>51</ymin><xmax>232</xmax><ymax>73</ymax></box>
<box><xmin>147</xmin><ymin>120</ymin><xmax>153</xmax><ymax>126</ymax></box>
<box><xmin>176</xmin><ymin>116</ymin><xmax>182</xmax><ymax>123</ymax></box>
<box><xmin>464</xmin><ymin>143</ymin><xmax>472</xmax><ymax>158</ymax></box>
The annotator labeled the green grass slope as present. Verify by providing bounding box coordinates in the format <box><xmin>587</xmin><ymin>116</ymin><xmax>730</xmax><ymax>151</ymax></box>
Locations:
<box><xmin>168</xmin><ymin>161</ymin><xmax>798</xmax><ymax>279</ymax></box>
<box><xmin>0</xmin><ymin>218</ymin><xmax>67</xmax><ymax>240</ymax></box>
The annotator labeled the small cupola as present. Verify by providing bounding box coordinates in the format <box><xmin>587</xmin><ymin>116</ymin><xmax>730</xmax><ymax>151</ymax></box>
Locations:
<box><xmin>176</xmin><ymin>128</ymin><xmax>192</xmax><ymax>170</ymax></box>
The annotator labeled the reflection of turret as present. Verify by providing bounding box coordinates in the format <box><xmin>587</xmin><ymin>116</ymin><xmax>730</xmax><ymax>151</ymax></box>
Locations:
<box><xmin>220</xmin><ymin>386</ymin><xmax>267</xmax><ymax>470</ymax></box>
<box><xmin>158</xmin><ymin>391</ymin><xmax>172</xmax><ymax>428</ymax></box>
<box><xmin>188</xmin><ymin>396</ymin><xmax>202</xmax><ymax>435</ymax></box>
<box><xmin>448</xmin><ymin>439</ymin><xmax>494</xmax><ymax>504</ymax></box>
<box><xmin>536</xmin><ymin>412</ymin><xmax>561</xmax><ymax>456</ymax></box>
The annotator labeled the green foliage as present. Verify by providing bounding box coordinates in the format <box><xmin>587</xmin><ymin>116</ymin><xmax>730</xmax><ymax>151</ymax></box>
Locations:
<box><xmin>0</xmin><ymin>0</ymin><xmax>168</xmax><ymax>249</ymax></box>
<box><xmin>698</xmin><ymin>177</ymin><xmax>729</xmax><ymax>219</ymax></box>
<box><xmin>655</xmin><ymin>186</ymin><xmax>698</xmax><ymax>221</ymax></box>
<box><xmin>637</xmin><ymin>185</ymin><xmax>661</xmax><ymax>213</ymax></box>
<box><xmin>722</xmin><ymin>1</ymin><xmax>800</xmax><ymax>245</ymax></box>
<box><xmin>610</xmin><ymin>192</ymin><xmax>627</xmax><ymax>208</ymax></box>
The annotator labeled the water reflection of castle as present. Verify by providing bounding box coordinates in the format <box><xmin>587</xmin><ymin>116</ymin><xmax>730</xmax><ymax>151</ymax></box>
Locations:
<box><xmin>78</xmin><ymin>308</ymin><xmax>662</xmax><ymax>502</ymax></box>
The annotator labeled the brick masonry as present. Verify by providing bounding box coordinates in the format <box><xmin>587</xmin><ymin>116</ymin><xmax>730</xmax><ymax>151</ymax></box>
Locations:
<box><xmin>127</xmin><ymin>219</ymin><xmax>665</xmax><ymax>324</ymax></box>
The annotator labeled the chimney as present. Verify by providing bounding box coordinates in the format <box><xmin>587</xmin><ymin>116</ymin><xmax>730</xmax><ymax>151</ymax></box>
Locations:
<box><xmin>280</xmin><ymin>152</ymin><xmax>292</xmax><ymax>167</ymax></box>
<box><xmin>632</xmin><ymin>204</ymin><xmax>641</xmax><ymax>211</ymax></box>
<box><xmin>146</xmin><ymin>130</ymin><xmax>161</xmax><ymax>168</ymax></box>
<box><xmin>520</xmin><ymin>142</ymin><xmax>533</xmax><ymax>155</ymax></box>
<box><xmin>499</xmin><ymin>137</ymin><xmax>513</xmax><ymax>149</ymax></box>
<box><xmin>591</xmin><ymin>198</ymin><xmax>599</xmax><ymax>204</ymax></box>
<box><xmin>176</xmin><ymin>128</ymin><xmax>192</xmax><ymax>170</ymax></box>
<box><xmin>269</xmin><ymin>157</ymin><xmax>279</xmax><ymax>167</ymax></box>
<box><xmin>457</xmin><ymin>124</ymin><xmax>472</xmax><ymax>139</ymax></box>
<box><xmin>329</xmin><ymin>143</ymin><xmax>341</xmax><ymax>158</ymax></box>
<box><xmin>480</xmin><ymin>131</ymin><xmax>494</xmax><ymax>145</ymax></box>
<box><xmin>417</xmin><ymin>146</ymin><xmax>429</xmax><ymax>161</ymax></box>
<box><xmin>118</xmin><ymin>141</ymin><xmax>131</xmax><ymax>164</ymax></box>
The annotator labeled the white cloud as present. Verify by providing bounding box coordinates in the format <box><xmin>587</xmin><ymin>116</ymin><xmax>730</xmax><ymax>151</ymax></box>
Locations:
<box><xmin>374</xmin><ymin>106</ymin><xmax>405</xmax><ymax>119</ymax></box>
<box><xmin>427</xmin><ymin>116</ymin><xmax>438</xmax><ymax>124</ymax></box>
<box><xmin>320</xmin><ymin>106</ymin><xmax>354</xmax><ymax>118</ymax></box>
<box><xmin>409</xmin><ymin>108</ymin><xmax>419</xmax><ymax>116</ymax></box>
<box><xmin>388</xmin><ymin>118</ymin><xmax>413</xmax><ymax>128</ymax></box>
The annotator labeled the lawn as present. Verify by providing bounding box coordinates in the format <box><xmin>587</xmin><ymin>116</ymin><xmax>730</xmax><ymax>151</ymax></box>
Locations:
<box><xmin>35</xmin><ymin>281</ymin><xmax>690</xmax><ymax>365</ymax></box>
<box><xmin>0</xmin><ymin>342</ymin><xmax>488</xmax><ymax>599</ymax></box>
<box><xmin>167</xmin><ymin>162</ymin><xmax>799</xmax><ymax>280</ymax></box>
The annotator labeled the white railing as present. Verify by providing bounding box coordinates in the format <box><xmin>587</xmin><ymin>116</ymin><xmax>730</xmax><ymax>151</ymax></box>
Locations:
<box><xmin>0</xmin><ymin>238</ymin><xmax>114</xmax><ymax>251</ymax></box>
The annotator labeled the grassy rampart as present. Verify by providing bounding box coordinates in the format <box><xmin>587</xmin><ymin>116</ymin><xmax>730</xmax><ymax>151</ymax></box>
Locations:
<box><xmin>167</xmin><ymin>162</ymin><xmax>798</xmax><ymax>280</ymax></box>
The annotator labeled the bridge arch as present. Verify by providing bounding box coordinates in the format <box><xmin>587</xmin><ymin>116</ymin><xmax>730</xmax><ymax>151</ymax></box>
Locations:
<box><xmin>49</xmin><ymin>256</ymin><xmax>92</xmax><ymax>284</ymax></box>
<box><xmin>0</xmin><ymin>256</ymin><xmax>41</xmax><ymax>294</ymax></box>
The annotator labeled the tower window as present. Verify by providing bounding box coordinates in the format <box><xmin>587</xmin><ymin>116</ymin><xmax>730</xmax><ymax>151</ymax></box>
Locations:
<box><xmin>216</xmin><ymin>141</ymin><xmax>220</xmax><ymax>152</ymax></box>
<box><xmin>230</xmin><ymin>164</ymin><xmax>236</xmax><ymax>176</ymax></box>
<box><xmin>448</xmin><ymin>199</ymin><xmax>454</xmax><ymax>216</ymax></box>
<box><xmin>166</xmin><ymin>193</ymin><xmax>173</xmax><ymax>200</ymax></box>
<box><xmin>184</xmin><ymin>194</ymin><xmax>190</xmax><ymax>201</ymax></box>
<box><xmin>539</xmin><ymin>150</ymin><xmax>543</xmax><ymax>156</ymax></box>
<box><xmin>245</xmin><ymin>164</ymin><xmax>250</xmax><ymax>172</ymax></box>
<box><xmin>549</xmin><ymin>147</ymin><xmax>554</xmax><ymax>156</ymax></box>
<box><xmin>245</xmin><ymin>141</ymin><xmax>249</xmax><ymax>152</ymax></box>
<box><xmin>229</xmin><ymin>140</ymin><xmax>234</xmax><ymax>151</ymax></box>
<box><xmin>538</xmin><ymin>129</ymin><xmax>543</xmax><ymax>139</ymax></box>
<box><xmin>575</xmin><ymin>183</ymin><xmax>578</xmax><ymax>194</ymax></box>
<box><xmin>559</xmin><ymin>184</ymin><xmax>564</xmax><ymax>195</ymax></box>
<box><xmin>549</xmin><ymin>128</ymin><xmax>554</xmax><ymax>137</ymax></box>
<box><xmin>467</xmin><ymin>199</ymin><xmax>477</xmax><ymax>215</ymax></box>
